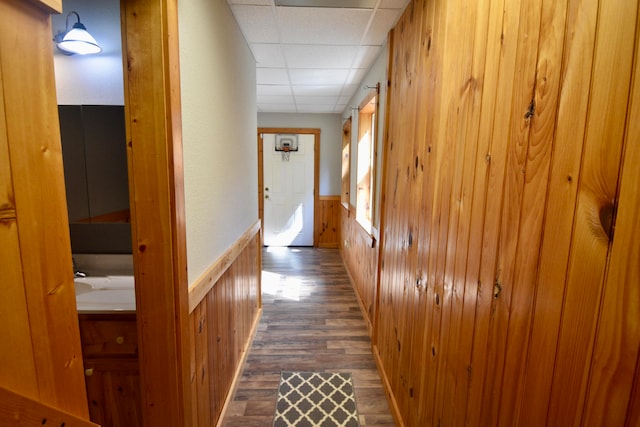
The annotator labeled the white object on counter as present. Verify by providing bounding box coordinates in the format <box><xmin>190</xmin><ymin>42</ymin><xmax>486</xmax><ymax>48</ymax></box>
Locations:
<box><xmin>74</xmin><ymin>276</ymin><xmax>136</xmax><ymax>312</ymax></box>
<box><xmin>72</xmin><ymin>254</ymin><xmax>136</xmax><ymax>312</ymax></box>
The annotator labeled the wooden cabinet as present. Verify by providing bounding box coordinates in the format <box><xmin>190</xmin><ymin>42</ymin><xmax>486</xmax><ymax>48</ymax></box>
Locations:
<box><xmin>79</xmin><ymin>313</ymin><xmax>142</xmax><ymax>427</ymax></box>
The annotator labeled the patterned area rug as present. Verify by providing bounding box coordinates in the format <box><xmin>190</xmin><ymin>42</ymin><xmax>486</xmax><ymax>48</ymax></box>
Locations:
<box><xmin>273</xmin><ymin>371</ymin><xmax>360</xmax><ymax>427</ymax></box>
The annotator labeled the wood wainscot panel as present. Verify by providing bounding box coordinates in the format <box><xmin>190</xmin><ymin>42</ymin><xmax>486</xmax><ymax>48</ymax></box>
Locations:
<box><xmin>339</xmin><ymin>205</ymin><xmax>378</xmax><ymax>335</ymax></box>
<box><xmin>188</xmin><ymin>224</ymin><xmax>262</xmax><ymax>426</ymax></box>
<box><xmin>188</xmin><ymin>220</ymin><xmax>261</xmax><ymax>312</ymax></box>
<box><xmin>316</xmin><ymin>196</ymin><xmax>341</xmax><ymax>248</ymax></box>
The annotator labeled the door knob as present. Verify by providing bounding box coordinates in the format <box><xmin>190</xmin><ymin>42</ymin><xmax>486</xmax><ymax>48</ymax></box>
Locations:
<box><xmin>265</xmin><ymin>195</ymin><xmax>269</xmax><ymax>199</ymax></box>
<box><xmin>265</xmin><ymin>187</ymin><xmax>269</xmax><ymax>191</ymax></box>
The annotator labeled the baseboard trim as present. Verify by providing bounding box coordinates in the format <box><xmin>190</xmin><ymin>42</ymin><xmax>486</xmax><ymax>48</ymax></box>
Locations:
<box><xmin>373</xmin><ymin>344</ymin><xmax>405</xmax><ymax>427</ymax></box>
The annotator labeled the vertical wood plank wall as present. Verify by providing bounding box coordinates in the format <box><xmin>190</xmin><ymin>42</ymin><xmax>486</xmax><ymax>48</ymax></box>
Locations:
<box><xmin>340</xmin><ymin>0</ymin><xmax>640</xmax><ymax>425</ymax></box>
<box><xmin>188</xmin><ymin>231</ymin><xmax>262</xmax><ymax>426</ymax></box>
<box><xmin>0</xmin><ymin>0</ymin><xmax>89</xmax><ymax>418</ymax></box>
<box><xmin>340</xmin><ymin>206</ymin><xmax>378</xmax><ymax>334</ymax></box>
<box><xmin>316</xmin><ymin>196</ymin><xmax>341</xmax><ymax>248</ymax></box>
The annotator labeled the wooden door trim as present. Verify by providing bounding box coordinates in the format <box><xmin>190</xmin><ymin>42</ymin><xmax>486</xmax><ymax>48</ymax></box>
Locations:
<box><xmin>258</xmin><ymin>127</ymin><xmax>321</xmax><ymax>247</ymax></box>
<box><xmin>1</xmin><ymin>0</ymin><xmax>88</xmax><ymax>416</ymax></box>
<box><xmin>121</xmin><ymin>0</ymin><xmax>190</xmax><ymax>426</ymax></box>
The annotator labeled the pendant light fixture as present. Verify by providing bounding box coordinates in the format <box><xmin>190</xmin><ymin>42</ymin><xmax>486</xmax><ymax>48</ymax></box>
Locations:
<box><xmin>54</xmin><ymin>12</ymin><xmax>102</xmax><ymax>55</ymax></box>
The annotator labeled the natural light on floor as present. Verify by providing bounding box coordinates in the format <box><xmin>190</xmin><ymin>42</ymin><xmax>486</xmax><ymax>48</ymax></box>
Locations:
<box><xmin>262</xmin><ymin>247</ymin><xmax>308</xmax><ymax>302</ymax></box>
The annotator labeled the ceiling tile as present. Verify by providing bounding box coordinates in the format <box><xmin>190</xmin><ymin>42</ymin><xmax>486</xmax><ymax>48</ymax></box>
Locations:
<box><xmin>275</xmin><ymin>0</ymin><xmax>376</xmax><ymax>7</ymax></box>
<box><xmin>289</xmin><ymin>68</ymin><xmax>349</xmax><ymax>85</ymax></box>
<box><xmin>345</xmin><ymin>68</ymin><xmax>368</xmax><ymax>85</ymax></box>
<box><xmin>226</xmin><ymin>0</ymin><xmax>409</xmax><ymax>113</ymax></box>
<box><xmin>257</xmin><ymin>85</ymin><xmax>293</xmax><ymax>96</ymax></box>
<box><xmin>295</xmin><ymin>104</ymin><xmax>338</xmax><ymax>113</ymax></box>
<box><xmin>283</xmin><ymin>44</ymin><xmax>357</xmax><ymax>69</ymax></box>
<box><xmin>353</xmin><ymin>46</ymin><xmax>382</xmax><ymax>70</ymax></box>
<box><xmin>292</xmin><ymin>85</ymin><xmax>344</xmax><ymax>96</ymax></box>
<box><xmin>252</xmin><ymin>44</ymin><xmax>286</xmax><ymax>68</ymax></box>
<box><xmin>294</xmin><ymin>96</ymin><xmax>338</xmax><ymax>105</ymax></box>
<box><xmin>230</xmin><ymin>5</ymin><xmax>279</xmax><ymax>43</ymax></box>
<box><xmin>379</xmin><ymin>0</ymin><xmax>410</xmax><ymax>9</ymax></box>
<box><xmin>257</xmin><ymin>68</ymin><xmax>290</xmax><ymax>85</ymax></box>
<box><xmin>340</xmin><ymin>84</ymin><xmax>359</xmax><ymax>97</ymax></box>
<box><xmin>229</xmin><ymin>0</ymin><xmax>271</xmax><ymax>4</ymax></box>
<box><xmin>362</xmin><ymin>9</ymin><xmax>400</xmax><ymax>45</ymax></box>
<box><xmin>277</xmin><ymin>7</ymin><xmax>372</xmax><ymax>45</ymax></box>
<box><xmin>259</xmin><ymin>103</ymin><xmax>298</xmax><ymax>112</ymax></box>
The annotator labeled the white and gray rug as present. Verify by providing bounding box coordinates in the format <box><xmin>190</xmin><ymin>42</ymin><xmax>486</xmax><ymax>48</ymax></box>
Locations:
<box><xmin>273</xmin><ymin>371</ymin><xmax>360</xmax><ymax>427</ymax></box>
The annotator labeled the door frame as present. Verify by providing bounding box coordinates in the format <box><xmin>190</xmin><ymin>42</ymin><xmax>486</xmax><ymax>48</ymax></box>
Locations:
<box><xmin>258</xmin><ymin>127</ymin><xmax>320</xmax><ymax>247</ymax></box>
<box><xmin>120</xmin><ymin>0</ymin><xmax>191</xmax><ymax>426</ymax></box>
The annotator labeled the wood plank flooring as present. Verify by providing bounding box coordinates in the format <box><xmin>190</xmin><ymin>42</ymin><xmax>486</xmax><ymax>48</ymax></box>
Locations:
<box><xmin>222</xmin><ymin>247</ymin><xmax>395</xmax><ymax>427</ymax></box>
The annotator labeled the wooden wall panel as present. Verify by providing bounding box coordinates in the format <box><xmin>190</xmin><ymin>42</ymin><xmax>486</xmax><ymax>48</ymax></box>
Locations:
<box><xmin>373</xmin><ymin>0</ymin><xmax>640</xmax><ymax>425</ymax></box>
<box><xmin>0</xmin><ymin>0</ymin><xmax>88</xmax><ymax>417</ymax></box>
<box><xmin>519</xmin><ymin>0</ymin><xmax>599</xmax><ymax>421</ymax></box>
<box><xmin>546</xmin><ymin>0</ymin><xmax>638</xmax><ymax>423</ymax></box>
<box><xmin>317</xmin><ymin>196</ymin><xmax>341</xmax><ymax>248</ymax></box>
<box><xmin>120</xmin><ymin>0</ymin><xmax>191</xmax><ymax>425</ymax></box>
<box><xmin>374</xmin><ymin>3</ymin><xmax>427</xmax><ymax>422</ymax></box>
<box><xmin>188</xmin><ymin>230</ymin><xmax>262</xmax><ymax>426</ymax></box>
<box><xmin>339</xmin><ymin>205</ymin><xmax>378</xmax><ymax>334</ymax></box>
<box><xmin>583</xmin><ymin>20</ymin><xmax>640</xmax><ymax>421</ymax></box>
<box><xmin>0</xmin><ymin>386</ymin><xmax>97</xmax><ymax>427</ymax></box>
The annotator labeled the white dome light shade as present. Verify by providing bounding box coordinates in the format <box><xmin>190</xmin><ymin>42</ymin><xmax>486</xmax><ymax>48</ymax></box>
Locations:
<box><xmin>58</xmin><ymin>23</ymin><xmax>102</xmax><ymax>55</ymax></box>
<box><xmin>55</xmin><ymin>12</ymin><xmax>102</xmax><ymax>55</ymax></box>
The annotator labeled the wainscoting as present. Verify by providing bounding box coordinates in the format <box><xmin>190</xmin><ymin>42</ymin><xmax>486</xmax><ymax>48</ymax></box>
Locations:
<box><xmin>339</xmin><ymin>205</ymin><xmax>378</xmax><ymax>336</ymax></box>
<box><xmin>315</xmin><ymin>196</ymin><xmax>341</xmax><ymax>248</ymax></box>
<box><xmin>187</xmin><ymin>222</ymin><xmax>262</xmax><ymax>426</ymax></box>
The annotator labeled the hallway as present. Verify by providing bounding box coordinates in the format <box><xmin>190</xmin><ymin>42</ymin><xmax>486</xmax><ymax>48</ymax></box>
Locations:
<box><xmin>222</xmin><ymin>247</ymin><xmax>394</xmax><ymax>426</ymax></box>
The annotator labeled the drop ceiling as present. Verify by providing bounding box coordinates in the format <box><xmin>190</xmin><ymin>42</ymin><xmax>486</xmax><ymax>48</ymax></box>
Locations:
<box><xmin>226</xmin><ymin>0</ymin><xmax>409</xmax><ymax>114</ymax></box>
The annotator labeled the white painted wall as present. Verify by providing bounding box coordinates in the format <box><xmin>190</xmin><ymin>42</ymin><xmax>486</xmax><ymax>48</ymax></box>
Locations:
<box><xmin>341</xmin><ymin>44</ymin><xmax>389</xmax><ymax>229</ymax></box>
<box><xmin>54</xmin><ymin>0</ymin><xmax>259</xmax><ymax>284</ymax></box>
<box><xmin>52</xmin><ymin>0</ymin><xmax>124</xmax><ymax>105</ymax></box>
<box><xmin>179</xmin><ymin>0</ymin><xmax>258</xmax><ymax>284</ymax></box>
<box><xmin>257</xmin><ymin>113</ymin><xmax>342</xmax><ymax>196</ymax></box>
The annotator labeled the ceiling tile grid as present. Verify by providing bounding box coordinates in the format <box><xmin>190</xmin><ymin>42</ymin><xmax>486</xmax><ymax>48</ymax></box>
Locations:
<box><xmin>227</xmin><ymin>0</ymin><xmax>409</xmax><ymax>113</ymax></box>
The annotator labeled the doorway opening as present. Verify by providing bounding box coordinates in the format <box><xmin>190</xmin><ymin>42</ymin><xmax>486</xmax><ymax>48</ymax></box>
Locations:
<box><xmin>258</xmin><ymin>127</ymin><xmax>320</xmax><ymax>247</ymax></box>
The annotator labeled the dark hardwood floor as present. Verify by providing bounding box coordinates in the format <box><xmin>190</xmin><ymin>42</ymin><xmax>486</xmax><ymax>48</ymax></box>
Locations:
<box><xmin>222</xmin><ymin>247</ymin><xmax>395</xmax><ymax>427</ymax></box>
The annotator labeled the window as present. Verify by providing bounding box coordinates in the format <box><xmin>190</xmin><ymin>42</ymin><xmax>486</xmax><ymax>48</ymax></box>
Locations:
<box><xmin>341</xmin><ymin>118</ymin><xmax>351</xmax><ymax>208</ymax></box>
<box><xmin>355</xmin><ymin>89</ymin><xmax>378</xmax><ymax>232</ymax></box>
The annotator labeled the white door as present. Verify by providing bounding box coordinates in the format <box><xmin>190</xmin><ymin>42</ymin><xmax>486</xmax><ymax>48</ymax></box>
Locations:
<box><xmin>263</xmin><ymin>133</ymin><xmax>314</xmax><ymax>246</ymax></box>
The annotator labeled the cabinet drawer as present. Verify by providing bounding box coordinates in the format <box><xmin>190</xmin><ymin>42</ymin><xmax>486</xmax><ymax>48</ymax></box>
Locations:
<box><xmin>79</xmin><ymin>315</ymin><xmax>138</xmax><ymax>357</ymax></box>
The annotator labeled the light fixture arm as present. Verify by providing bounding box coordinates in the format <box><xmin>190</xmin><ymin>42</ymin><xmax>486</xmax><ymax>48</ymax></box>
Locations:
<box><xmin>65</xmin><ymin>11</ymin><xmax>82</xmax><ymax>32</ymax></box>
